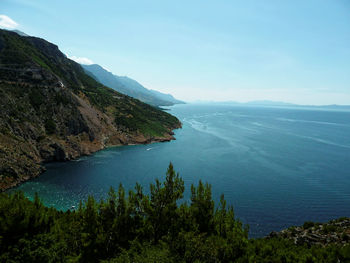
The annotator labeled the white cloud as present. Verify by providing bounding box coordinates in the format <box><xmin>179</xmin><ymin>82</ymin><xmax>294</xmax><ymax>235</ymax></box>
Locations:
<box><xmin>0</xmin><ymin>15</ymin><xmax>19</xmax><ymax>29</ymax></box>
<box><xmin>68</xmin><ymin>56</ymin><xmax>94</xmax><ymax>65</ymax></box>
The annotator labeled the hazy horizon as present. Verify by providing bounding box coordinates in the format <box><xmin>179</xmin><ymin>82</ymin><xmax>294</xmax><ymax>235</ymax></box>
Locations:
<box><xmin>1</xmin><ymin>0</ymin><xmax>350</xmax><ymax>105</ymax></box>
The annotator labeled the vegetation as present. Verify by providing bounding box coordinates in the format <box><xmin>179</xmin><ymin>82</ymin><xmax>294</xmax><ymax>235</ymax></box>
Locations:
<box><xmin>0</xmin><ymin>29</ymin><xmax>181</xmax><ymax>190</ymax></box>
<box><xmin>1</xmin><ymin>164</ymin><xmax>349</xmax><ymax>262</ymax></box>
<box><xmin>45</xmin><ymin>119</ymin><xmax>56</xmax><ymax>135</ymax></box>
<box><xmin>0</xmin><ymin>29</ymin><xmax>180</xmax><ymax>137</ymax></box>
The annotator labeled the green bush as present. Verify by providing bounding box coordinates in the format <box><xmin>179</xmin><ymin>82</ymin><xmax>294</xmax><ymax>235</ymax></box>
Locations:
<box><xmin>29</xmin><ymin>89</ymin><xmax>45</xmax><ymax>109</ymax></box>
<box><xmin>303</xmin><ymin>221</ymin><xmax>315</xmax><ymax>229</ymax></box>
<box><xmin>0</xmin><ymin>164</ymin><xmax>349</xmax><ymax>262</ymax></box>
<box><xmin>44</xmin><ymin>119</ymin><xmax>56</xmax><ymax>134</ymax></box>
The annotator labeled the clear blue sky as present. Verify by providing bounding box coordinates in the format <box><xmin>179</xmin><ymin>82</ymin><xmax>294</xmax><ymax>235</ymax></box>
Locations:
<box><xmin>1</xmin><ymin>0</ymin><xmax>350</xmax><ymax>104</ymax></box>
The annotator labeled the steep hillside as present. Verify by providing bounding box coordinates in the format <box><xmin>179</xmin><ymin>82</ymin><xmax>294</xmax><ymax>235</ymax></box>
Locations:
<box><xmin>0</xmin><ymin>29</ymin><xmax>181</xmax><ymax>190</ymax></box>
<box><xmin>149</xmin><ymin>89</ymin><xmax>184</xmax><ymax>105</ymax></box>
<box><xmin>83</xmin><ymin>64</ymin><xmax>184</xmax><ymax>106</ymax></box>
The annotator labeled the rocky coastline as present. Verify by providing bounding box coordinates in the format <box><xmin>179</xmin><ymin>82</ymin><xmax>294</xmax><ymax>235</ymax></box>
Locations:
<box><xmin>0</xmin><ymin>123</ymin><xmax>181</xmax><ymax>192</ymax></box>
<box><xmin>267</xmin><ymin>217</ymin><xmax>350</xmax><ymax>247</ymax></box>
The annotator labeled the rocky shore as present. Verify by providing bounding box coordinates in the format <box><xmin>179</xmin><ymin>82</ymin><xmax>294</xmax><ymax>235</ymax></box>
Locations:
<box><xmin>267</xmin><ymin>217</ymin><xmax>350</xmax><ymax>247</ymax></box>
<box><xmin>0</xmin><ymin>122</ymin><xmax>181</xmax><ymax>192</ymax></box>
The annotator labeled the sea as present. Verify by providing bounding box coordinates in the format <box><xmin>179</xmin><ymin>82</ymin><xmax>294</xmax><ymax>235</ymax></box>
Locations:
<box><xmin>11</xmin><ymin>103</ymin><xmax>350</xmax><ymax>237</ymax></box>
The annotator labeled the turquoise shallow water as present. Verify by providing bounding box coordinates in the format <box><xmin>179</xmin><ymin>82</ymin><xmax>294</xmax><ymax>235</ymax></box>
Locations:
<box><xmin>11</xmin><ymin>104</ymin><xmax>350</xmax><ymax>237</ymax></box>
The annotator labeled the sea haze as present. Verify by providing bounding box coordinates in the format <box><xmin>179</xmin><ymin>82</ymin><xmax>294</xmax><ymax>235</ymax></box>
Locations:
<box><xmin>12</xmin><ymin>104</ymin><xmax>350</xmax><ymax>237</ymax></box>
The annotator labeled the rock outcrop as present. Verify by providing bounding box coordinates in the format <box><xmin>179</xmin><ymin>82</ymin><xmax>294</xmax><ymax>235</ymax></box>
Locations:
<box><xmin>267</xmin><ymin>218</ymin><xmax>350</xmax><ymax>247</ymax></box>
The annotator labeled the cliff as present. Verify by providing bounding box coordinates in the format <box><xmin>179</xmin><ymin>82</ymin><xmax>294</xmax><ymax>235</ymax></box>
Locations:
<box><xmin>0</xmin><ymin>29</ymin><xmax>181</xmax><ymax>190</ymax></box>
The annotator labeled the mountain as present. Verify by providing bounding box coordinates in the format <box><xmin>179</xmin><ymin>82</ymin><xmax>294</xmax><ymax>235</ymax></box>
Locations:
<box><xmin>0</xmin><ymin>29</ymin><xmax>181</xmax><ymax>190</ymax></box>
<box><xmin>83</xmin><ymin>64</ymin><xmax>185</xmax><ymax>106</ymax></box>
<box><xmin>149</xmin><ymin>89</ymin><xmax>184</xmax><ymax>105</ymax></box>
<box><xmin>195</xmin><ymin>100</ymin><xmax>350</xmax><ymax>110</ymax></box>
<box><xmin>245</xmin><ymin>100</ymin><xmax>296</xmax><ymax>106</ymax></box>
<box><xmin>11</xmin><ymin>29</ymin><xmax>29</xmax><ymax>37</ymax></box>
<box><xmin>243</xmin><ymin>101</ymin><xmax>350</xmax><ymax>110</ymax></box>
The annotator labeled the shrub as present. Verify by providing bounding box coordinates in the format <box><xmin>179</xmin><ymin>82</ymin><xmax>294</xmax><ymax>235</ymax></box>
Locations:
<box><xmin>44</xmin><ymin>119</ymin><xmax>56</xmax><ymax>134</ymax></box>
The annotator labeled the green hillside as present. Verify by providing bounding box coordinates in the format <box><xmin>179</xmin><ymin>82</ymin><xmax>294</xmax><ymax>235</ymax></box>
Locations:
<box><xmin>0</xmin><ymin>29</ymin><xmax>181</xmax><ymax>190</ymax></box>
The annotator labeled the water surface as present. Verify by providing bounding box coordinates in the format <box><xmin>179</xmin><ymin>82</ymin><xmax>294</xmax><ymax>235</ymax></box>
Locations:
<box><xmin>13</xmin><ymin>104</ymin><xmax>350</xmax><ymax>237</ymax></box>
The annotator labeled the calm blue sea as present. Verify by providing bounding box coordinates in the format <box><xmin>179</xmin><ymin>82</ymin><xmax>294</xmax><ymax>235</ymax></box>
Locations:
<box><xmin>11</xmin><ymin>104</ymin><xmax>350</xmax><ymax>237</ymax></box>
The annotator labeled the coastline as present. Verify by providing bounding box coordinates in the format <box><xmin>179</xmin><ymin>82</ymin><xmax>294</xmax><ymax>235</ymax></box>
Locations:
<box><xmin>1</xmin><ymin>124</ymin><xmax>181</xmax><ymax>192</ymax></box>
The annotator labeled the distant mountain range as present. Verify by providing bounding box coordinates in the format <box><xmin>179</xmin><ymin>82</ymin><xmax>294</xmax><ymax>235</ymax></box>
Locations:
<box><xmin>194</xmin><ymin>100</ymin><xmax>350</xmax><ymax>109</ymax></box>
<box><xmin>246</xmin><ymin>100</ymin><xmax>350</xmax><ymax>109</ymax></box>
<box><xmin>244</xmin><ymin>100</ymin><xmax>296</xmax><ymax>106</ymax></box>
<box><xmin>82</xmin><ymin>64</ymin><xmax>184</xmax><ymax>107</ymax></box>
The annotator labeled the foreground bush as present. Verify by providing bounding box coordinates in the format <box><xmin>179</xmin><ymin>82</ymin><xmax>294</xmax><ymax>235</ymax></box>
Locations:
<box><xmin>0</xmin><ymin>163</ymin><xmax>349</xmax><ymax>262</ymax></box>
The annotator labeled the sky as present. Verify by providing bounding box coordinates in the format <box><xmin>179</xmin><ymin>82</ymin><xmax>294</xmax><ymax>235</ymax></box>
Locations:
<box><xmin>1</xmin><ymin>0</ymin><xmax>350</xmax><ymax>105</ymax></box>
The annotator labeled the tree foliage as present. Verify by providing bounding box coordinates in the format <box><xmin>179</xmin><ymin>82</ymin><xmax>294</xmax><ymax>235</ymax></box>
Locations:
<box><xmin>0</xmin><ymin>163</ymin><xmax>349</xmax><ymax>262</ymax></box>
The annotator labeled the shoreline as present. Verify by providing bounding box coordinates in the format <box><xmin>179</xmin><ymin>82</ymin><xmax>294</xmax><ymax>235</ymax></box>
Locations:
<box><xmin>1</xmin><ymin>125</ymin><xmax>181</xmax><ymax>192</ymax></box>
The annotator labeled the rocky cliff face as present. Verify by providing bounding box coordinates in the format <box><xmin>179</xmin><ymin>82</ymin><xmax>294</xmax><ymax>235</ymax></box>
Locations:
<box><xmin>0</xmin><ymin>29</ymin><xmax>181</xmax><ymax>190</ymax></box>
